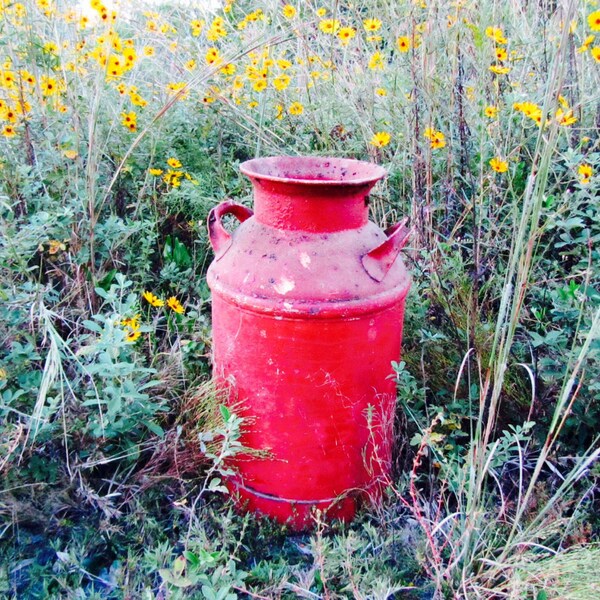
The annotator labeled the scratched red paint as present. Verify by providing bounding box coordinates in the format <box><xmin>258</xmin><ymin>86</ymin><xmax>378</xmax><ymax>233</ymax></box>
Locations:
<box><xmin>207</xmin><ymin>156</ymin><xmax>411</xmax><ymax>530</ymax></box>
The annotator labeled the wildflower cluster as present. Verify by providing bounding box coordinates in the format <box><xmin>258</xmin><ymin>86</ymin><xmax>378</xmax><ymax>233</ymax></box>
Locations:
<box><xmin>486</xmin><ymin>26</ymin><xmax>510</xmax><ymax>75</ymax></box>
<box><xmin>120</xmin><ymin>314</ymin><xmax>141</xmax><ymax>343</ymax></box>
<box><xmin>0</xmin><ymin>0</ymin><xmax>597</xmax><ymax>198</ymax></box>
<box><xmin>513</xmin><ymin>101</ymin><xmax>543</xmax><ymax>126</ymax></box>
<box><xmin>143</xmin><ymin>291</ymin><xmax>185</xmax><ymax>315</ymax></box>
<box><xmin>149</xmin><ymin>158</ymin><xmax>198</xmax><ymax>188</ymax></box>
<box><xmin>585</xmin><ymin>10</ymin><xmax>600</xmax><ymax>61</ymax></box>
<box><xmin>513</xmin><ymin>96</ymin><xmax>577</xmax><ymax>128</ymax></box>
<box><xmin>424</xmin><ymin>127</ymin><xmax>446</xmax><ymax>150</ymax></box>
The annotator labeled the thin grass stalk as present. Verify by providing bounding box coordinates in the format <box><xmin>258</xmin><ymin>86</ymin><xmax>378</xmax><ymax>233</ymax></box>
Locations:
<box><xmin>505</xmin><ymin>307</ymin><xmax>600</xmax><ymax>545</ymax></box>
<box><xmin>473</xmin><ymin>0</ymin><xmax>577</xmax><ymax>482</ymax></box>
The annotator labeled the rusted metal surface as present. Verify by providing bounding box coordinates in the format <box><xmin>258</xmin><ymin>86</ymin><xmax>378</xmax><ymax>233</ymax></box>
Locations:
<box><xmin>207</xmin><ymin>156</ymin><xmax>410</xmax><ymax>530</ymax></box>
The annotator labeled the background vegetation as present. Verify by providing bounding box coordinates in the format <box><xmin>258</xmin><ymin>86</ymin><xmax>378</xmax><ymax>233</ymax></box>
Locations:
<box><xmin>0</xmin><ymin>0</ymin><xmax>598</xmax><ymax>597</ymax></box>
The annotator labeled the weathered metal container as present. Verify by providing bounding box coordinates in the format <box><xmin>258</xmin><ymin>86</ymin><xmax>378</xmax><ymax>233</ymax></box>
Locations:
<box><xmin>206</xmin><ymin>156</ymin><xmax>410</xmax><ymax>530</ymax></box>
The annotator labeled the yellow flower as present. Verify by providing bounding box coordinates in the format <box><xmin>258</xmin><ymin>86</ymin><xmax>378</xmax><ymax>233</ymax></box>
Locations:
<box><xmin>489</xmin><ymin>157</ymin><xmax>508</xmax><ymax>173</ymax></box>
<box><xmin>43</xmin><ymin>42</ymin><xmax>58</xmax><ymax>55</ymax></box>
<box><xmin>130</xmin><ymin>93</ymin><xmax>147</xmax><ymax>107</ymax></box>
<box><xmin>46</xmin><ymin>240</ymin><xmax>66</xmax><ymax>255</ymax></box>
<box><xmin>205</xmin><ymin>47</ymin><xmax>222</xmax><ymax>66</ymax></box>
<box><xmin>578</xmin><ymin>164</ymin><xmax>593</xmax><ymax>184</ymax></box>
<box><xmin>167</xmin><ymin>296</ymin><xmax>185</xmax><ymax>314</ymax></box>
<box><xmin>489</xmin><ymin>64</ymin><xmax>510</xmax><ymax>75</ymax></box>
<box><xmin>106</xmin><ymin>55</ymin><xmax>125</xmax><ymax>79</ymax></box>
<box><xmin>337</xmin><ymin>27</ymin><xmax>356</xmax><ymax>45</ymax></box>
<box><xmin>191</xmin><ymin>19</ymin><xmax>204</xmax><ymax>36</ymax></box>
<box><xmin>63</xmin><ymin>150</ymin><xmax>78</xmax><ymax>159</ymax></box>
<box><xmin>220</xmin><ymin>63</ymin><xmax>236</xmax><ymax>75</ymax></box>
<box><xmin>143</xmin><ymin>46</ymin><xmax>155</xmax><ymax>57</ymax></box>
<box><xmin>253</xmin><ymin>79</ymin><xmax>267</xmax><ymax>92</ymax></box>
<box><xmin>319</xmin><ymin>19</ymin><xmax>340</xmax><ymax>34</ymax></box>
<box><xmin>363</xmin><ymin>18</ymin><xmax>382</xmax><ymax>32</ymax></box>
<box><xmin>424</xmin><ymin>127</ymin><xmax>446</xmax><ymax>149</ymax></box>
<box><xmin>288</xmin><ymin>101</ymin><xmax>304</xmax><ymax>115</ymax></box>
<box><xmin>555</xmin><ymin>109</ymin><xmax>577</xmax><ymax>126</ymax></box>
<box><xmin>143</xmin><ymin>291</ymin><xmax>164</xmax><ymax>307</ymax></box>
<box><xmin>1</xmin><ymin>71</ymin><xmax>16</xmax><ymax>89</ymax></box>
<box><xmin>588</xmin><ymin>11</ymin><xmax>600</xmax><ymax>31</ymax></box>
<box><xmin>0</xmin><ymin>105</ymin><xmax>17</xmax><ymax>123</ymax></box>
<box><xmin>375</xmin><ymin>87</ymin><xmax>387</xmax><ymax>96</ymax></box>
<box><xmin>591</xmin><ymin>47</ymin><xmax>600</xmax><ymax>62</ymax></box>
<box><xmin>121</xmin><ymin>111</ymin><xmax>136</xmax><ymax>132</ymax></box>
<box><xmin>124</xmin><ymin>328</ymin><xmax>141</xmax><ymax>343</ymax></box>
<box><xmin>484</xmin><ymin>105</ymin><xmax>498</xmax><ymax>118</ymax></box>
<box><xmin>485</xmin><ymin>26</ymin><xmax>507</xmax><ymax>45</ymax></box>
<box><xmin>368</xmin><ymin>51</ymin><xmax>385</xmax><ymax>70</ymax></box>
<box><xmin>514</xmin><ymin>101</ymin><xmax>543</xmax><ymax>124</ymax></box>
<box><xmin>316</xmin><ymin>8</ymin><xmax>327</xmax><ymax>17</ymax></box>
<box><xmin>167</xmin><ymin>157</ymin><xmax>182</xmax><ymax>169</ymax></box>
<box><xmin>247</xmin><ymin>101</ymin><xmax>259</xmax><ymax>109</ymax></box>
<box><xmin>40</xmin><ymin>75</ymin><xmax>60</xmax><ymax>96</ymax></box>
<box><xmin>164</xmin><ymin>170</ymin><xmax>183</xmax><ymax>186</ymax></box>
<box><xmin>370</xmin><ymin>132</ymin><xmax>391</xmax><ymax>147</ymax></box>
<box><xmin>577</xmin><ymin>34</ymin><xmax>595</xmax><ymax>53</ymax></box>
<box><xmin>20</xmin><ymin>70</ymin><xmax>35</xmax><ymax>85</ymax></box>
<box><xmin>397</xmin><ymin>36</ymin><xmax>411</xmax><ymax>52</ymax></box>
<box><xmin>495</xmin><ymin>47</ymin><xmax>508</xmax><ymax>62</ymax></box>
<box><xmin>185</xmin><ymin>59</ymin><xmax>196</xmax><ymax>71</ymax></box>
<box><xmin>282</xmin><ymin>4</ymin><xmax>296</xmax><ymax>19</ymax></box>
<box><xmin>207</xmin><ymin>16</ymin><xmax>227</xmax><ymax>41</ymax></box>
<box><xmin>2</xmin><ymin>125</ymin><xmax>16</xmax><ymax>138</ymax></box>
<box><xmin>273</xmin><ymin>74</ymin><xmax>291</xmax><ymax>91</ymax></box>
<box><xmin>121</xmin><ymin>314</ymin><xmax>141</xmax><ymax>330</ymax></box>
<box><xmin>149</xmin><ymin>168</ymin><xmax>163</xmax><ymax>176</ymax></box>
<box><xmin>123</xmin><ymin>48</ymin><xmax>137</xmax><ymax>68</ymax></box>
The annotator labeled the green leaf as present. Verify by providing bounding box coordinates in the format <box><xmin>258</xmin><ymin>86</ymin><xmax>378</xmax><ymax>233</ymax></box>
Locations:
<box><xmin>158</xmin><ymin>569</ymin><xmax>194</xmax><ymax>588</ymax></box>
<box><xmin>82</xmin><ymin>320</ymin><xmax>103</xmax><ymax>333</ymax></box>
<box><xmin>142</xmin><ymin>419</ymin><xmax>164</xmax><ymax>437</ymax></box>
<box><xmin>219</xmin><ymin>404</ymin><xmax>231</xmax><ymax>422</ymax></box>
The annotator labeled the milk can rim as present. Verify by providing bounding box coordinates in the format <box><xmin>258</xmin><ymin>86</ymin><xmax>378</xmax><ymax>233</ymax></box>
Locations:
<box><xmin>240</xmin><ymin>155</ymin><xmax>387</xmax><ymax>186</ymax></box>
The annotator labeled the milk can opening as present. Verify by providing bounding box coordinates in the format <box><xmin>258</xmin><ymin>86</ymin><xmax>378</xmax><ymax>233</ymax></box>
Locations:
<box><xmin>240</xmin><ymin>156</ymin><xmax>386</xmax><ymax>186</ymax></box>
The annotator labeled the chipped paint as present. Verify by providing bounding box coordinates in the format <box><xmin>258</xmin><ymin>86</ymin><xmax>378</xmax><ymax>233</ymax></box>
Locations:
<box><xmin>273</xmin><ymin>276</ymin><xmax>295</xmax><ymax>295</ymax></box>
<box><xmin>300</xmin><ymin>252</ymin><xmax>311</xmax><ymax>268</ymax></box>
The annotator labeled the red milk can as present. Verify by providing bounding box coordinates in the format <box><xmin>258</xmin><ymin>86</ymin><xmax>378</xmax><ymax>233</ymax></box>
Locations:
<box><xmin>206</xmin><ymin>156</ymin><xmax>410</xmax><ymax>530</ymax></box>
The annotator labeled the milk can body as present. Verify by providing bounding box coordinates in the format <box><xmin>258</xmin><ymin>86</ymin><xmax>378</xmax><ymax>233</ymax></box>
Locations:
<box><xmin>206</xmin><ymin>156</ymin><xmax>410</xmax><ymax>530</ymax></box>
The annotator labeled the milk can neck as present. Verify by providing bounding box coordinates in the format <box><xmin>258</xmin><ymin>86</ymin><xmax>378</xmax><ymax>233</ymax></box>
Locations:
<box><xmin>240</xmin><ymin>156</ymin><xmax>386</xmax><ymax>233</ymax></box>
<box><xmin>251</xmin><ymin>180</ymin><xmax>371</xmax><ymax>232</ymax></box>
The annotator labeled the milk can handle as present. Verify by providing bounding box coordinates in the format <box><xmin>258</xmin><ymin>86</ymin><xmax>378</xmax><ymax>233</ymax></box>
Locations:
<box><xmin>361</xmin><ymin>219</ymin><xmax>411</xmax><ymax>282</ymax></box>
<box><xmin>207</xmin><ymin>200</ymin><xmax>254</xmax><ymax>260</ymax></box>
